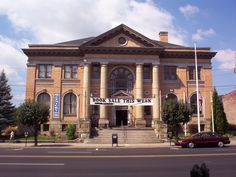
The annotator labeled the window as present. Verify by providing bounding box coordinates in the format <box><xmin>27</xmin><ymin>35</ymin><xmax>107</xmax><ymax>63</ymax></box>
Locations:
<box><xmin>64</xmin><ymin>65</ymin><xmax>77</xmax><ymax>79</ymax></box>
<box><xmin>144</xmin><ymin>106</ymin><xmax>151</xmax><ymax>115</ymax></box>
<box><xmin>110</xmin><ymin>67</ymin><xmax>134</xmax><ymax>94</ymax></box>
<box><xmin>190</xmin><ymin>93</ymin><xmax>202</xmax><ymax>114</ymax></box>
<box><xmin>164</xmin><ymin>66</ymin><xmax>177</xmax><ymax>80</ymax></box>
<box><xmin>188</xmin><ymin>66</ymin><xmax>201</xmax><ymax>80</ymax></box>
<box><xmin>63</xmin><ymin>93</ymin><xmax>77</xmax><ymax>115</ymax></box>
<box><xmin>38</xmin><ymin>65</ymin><xmax>52</xmax><ymax>78</ymax></box>
<box><xmin>165</xmin><ymin>93</ymin><xmax>178</xmax><ymax>102</ymax></box>
<box><xmin>37</xmin><ymin>92</ymin><xmax>50</xmax><ymax>107</ymax></box>
<box><xmin>143</xmin><ymin>65</ymin><xmax>151</xmax><ymax>79</ymax></box>
<box><xmin>92</xmin><ymin>65</ymin><xmax>100</xmax><ymax>79</ymax></box>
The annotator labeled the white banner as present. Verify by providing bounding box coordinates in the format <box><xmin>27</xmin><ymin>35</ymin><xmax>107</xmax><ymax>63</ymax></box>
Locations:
<box><xmin>90</xmin><ymin>97</ymin><xmax>154</xmax><ymax>106</ymax></box>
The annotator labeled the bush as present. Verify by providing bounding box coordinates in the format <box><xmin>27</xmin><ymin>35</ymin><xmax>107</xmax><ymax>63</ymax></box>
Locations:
<box><xmin>3</xmin><ymin>126</ymin><xmax>18</xmax><ymax>135</ymax></box>
<box><xmin>65</xmin><ymin>124</ymin><xmax>76</xmax><ymax>140</ymax></box>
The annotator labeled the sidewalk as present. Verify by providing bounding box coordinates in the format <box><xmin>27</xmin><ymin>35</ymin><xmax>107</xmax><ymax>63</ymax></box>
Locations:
<box><xmin>0</xmin><ymin>142</ymin><xmax>172</xmax><ymax>148</ymax></box>
<box><xmin>0</xmin><ymin>139</ymin><xmax>236</xmax><ymax>149</ymax></box>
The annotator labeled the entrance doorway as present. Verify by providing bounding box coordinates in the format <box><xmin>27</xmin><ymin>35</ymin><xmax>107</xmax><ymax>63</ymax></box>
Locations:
<box><xmin>116</xmin><ymin>110</ymin><xmax>128</xmax><ymax>126</ymax></box>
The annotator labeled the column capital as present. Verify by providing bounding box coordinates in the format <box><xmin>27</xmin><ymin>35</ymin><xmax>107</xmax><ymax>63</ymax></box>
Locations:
<box><xmin>152</xmin><ymin>63</ymin><xmax>160</xmax><ymax>67</ymax></box>
<box><xmin>83</xmin><ymin>59</ymin><xmax>91</xmax><ymax>66</ymax></box>
<box><xmin>100</xmin><ymin>62</ymin><xmax>108</xmax><ymax>66</ymax></box>
<box><xmin>136</xmin><ymin>63</ymin><xmax>144</xmax><ymax>66</ymax></box>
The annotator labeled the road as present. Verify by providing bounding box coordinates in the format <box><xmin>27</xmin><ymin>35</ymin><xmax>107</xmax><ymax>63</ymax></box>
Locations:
<box><xmin>0</xmin><ymin>146</ymin><xmax>236</xmax><ymax>177</ymax></box>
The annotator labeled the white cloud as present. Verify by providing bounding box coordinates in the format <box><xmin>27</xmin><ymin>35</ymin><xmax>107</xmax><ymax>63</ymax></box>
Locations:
<box><xmin>192</xmin><ymin>28</ymin><xmax>216</xmax><ymax>41</ymax></box>
<box><xmin>0</xmin><ymin>0</ymin><xmax>186</xmax><ymax>45</ymax></box>
<box><xmin>0</xmin><ymin>0</ymin><xmax>189</xmax><ymax>105</ymax></box>
<box><xmin>179</xmin><ymin>4</ymin><xmax>199</xmax><ymax>17</ymax></box>
<box><xmin>214</xmin><ymin>49</ymin><xmax>235</xmax><ymax>71</ymax></box>
<box><xmin>0</xmin><ymin>36</ymin><xmax>27</xmax><ymax>105</ymax></box>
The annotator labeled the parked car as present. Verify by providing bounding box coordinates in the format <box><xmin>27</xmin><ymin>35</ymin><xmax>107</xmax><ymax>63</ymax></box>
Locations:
<box><xmin>175</xmin><ymin>132</ymin><xmax>230</xmax><ymax>148</ymax></box>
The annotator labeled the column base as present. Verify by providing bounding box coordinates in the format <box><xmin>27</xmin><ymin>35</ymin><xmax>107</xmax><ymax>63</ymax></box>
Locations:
<box><xmin>99</xmin><ymin>119</ymin><xmax>109</xmax><ymax>129</ymax></box>
<box><xmin>135</xmin><ymin>119</ymin><xmax>146</xmax><ymax>128</ymax></box>
<box><xmin>78</xmin><ymin>119</ymin><xmax>91</xmax><ymax>141</ymax></box>
<box><xmin>151</xmin><ymin>119</ymin><xmax>159</xmax><ymax>128</ymax></box>
<box><xmin>153</xmin><ymin>121</ymin><xmax>167</xmax><ymax>139</ymax></box>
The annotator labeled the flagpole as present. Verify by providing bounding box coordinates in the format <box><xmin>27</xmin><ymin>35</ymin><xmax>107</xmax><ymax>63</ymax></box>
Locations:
<box><xmin>194</xmin><ymin>43</ymin><xmax>201</xmax><ymax>133</ymax></box>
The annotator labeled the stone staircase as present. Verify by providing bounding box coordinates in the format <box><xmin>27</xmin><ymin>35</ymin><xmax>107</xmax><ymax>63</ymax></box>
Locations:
<box><xmin>86</xmin><ymin>127</ymin><xmax>161</xmax><ymax>144</ymax></box>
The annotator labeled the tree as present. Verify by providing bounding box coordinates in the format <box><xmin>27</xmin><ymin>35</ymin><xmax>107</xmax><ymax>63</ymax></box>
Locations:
<box><xmin>0</xmin><ymin>70</ymin><xmax>15</xmax><ymax>131</ymax></box>
<box><xmin>213</xmin><ymin>89</ymin><xmax>228</xmax><ymax>134</ymax></box>
<box><xmin>162</xmin><ymin>99</ymin><xmax>191</xmax><ymax>138</ymax></box>
<box><xmin>15</xmin><ymin>99</ymin><xmax>50</xmax><ymax>146</ymax></box>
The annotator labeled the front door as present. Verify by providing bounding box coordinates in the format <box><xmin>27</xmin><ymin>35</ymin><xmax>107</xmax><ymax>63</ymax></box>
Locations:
<box><xmin>116</xmin><ymin>110</ymin><xmax>128</xmax><ymax>126</ymax></box>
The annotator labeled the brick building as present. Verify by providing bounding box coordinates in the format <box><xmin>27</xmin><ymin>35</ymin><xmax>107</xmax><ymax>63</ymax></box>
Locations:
<box><xmin>222</xmin><ymin>90</ymin><xmax>236</xmax><ymax>125</ymax></box>
<box><xmin>22</xmin><ymin>24</ymin><xmax>216</xmax><ymax>139</ymax></box>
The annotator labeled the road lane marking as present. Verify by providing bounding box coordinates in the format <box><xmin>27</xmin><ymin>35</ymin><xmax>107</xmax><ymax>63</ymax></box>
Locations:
<box><xmin>1</xmin><ymin>152</ymin><xmax>236</xmax><ymax>159</ymax></box>
<box><xmin>0</xmin><ymin>163</ymin><xmax>64</xmax><ymax>166</ymax></box>
<box><xmin>48</xmin><ymin>151</ymin><xmax>92</xmax><ymax>154</ymax></box>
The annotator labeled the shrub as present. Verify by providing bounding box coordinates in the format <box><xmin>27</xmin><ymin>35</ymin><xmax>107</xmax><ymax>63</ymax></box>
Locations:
<box><xmin>3</xmin><ymin>126</ymin><xmax>18</xmax><ymax>135</ymax></box>
<box><xmin>65</xmin><ymin>124</ymin><xmax>76</xmax><ymax>140</ymax></box>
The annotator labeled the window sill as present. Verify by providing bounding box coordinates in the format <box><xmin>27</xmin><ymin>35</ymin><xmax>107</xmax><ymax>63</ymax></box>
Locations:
<box><xmin>192</xmin><ymin>114</ymin><xmax>204</xmax><ymax>117</ymax></box>
<box><xmin>63</xmin><ymin>114</ymin><xmax>77</xmax><ymax>116</ymax></box>
<box><xmin>36</xmin><ymin>78</ymin><xmax>54</xmax><ymax>81</ymax></box>
<box><xmin>187</xmin><ymin>80</ymin><xmax>205</xmax><ymax>85</ymax></box>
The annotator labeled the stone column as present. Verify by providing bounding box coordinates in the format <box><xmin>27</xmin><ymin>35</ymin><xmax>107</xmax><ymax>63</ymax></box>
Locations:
<box><xmin>152</xmin><ymin>64</ymin><xmax>160</xmax><ymax>126</ymax></box>
<box><xmin>80</xmin><ymin>62</ymin><xmax>91</xmax><ymax>140</ymax></box>
<box><xmin>99</xmin><ymin>63</ymin><xmax>108</xmax><ymax>128</ymax></box>
<box><xmin>82</xmin><ymin>62</ymin><xmax>91</xmax><ymax>119</ymax></box>
<box><xmin>135</xmin><ymin>63</ymin><xmax>145</xmax><ymax>127</ymax></box>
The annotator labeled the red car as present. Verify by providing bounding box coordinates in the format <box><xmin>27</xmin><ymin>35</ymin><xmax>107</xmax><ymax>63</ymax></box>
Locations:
<box><xmin>175</xmin><ymin>132</ymin><xmax>230</xmax><ymax>148</ymax></box>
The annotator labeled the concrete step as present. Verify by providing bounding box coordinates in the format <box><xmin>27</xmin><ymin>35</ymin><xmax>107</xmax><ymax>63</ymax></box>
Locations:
<box><xmin>87</xmin><ymin>128</ymin><xmax>159</xmax><ymax>144</ymax></box>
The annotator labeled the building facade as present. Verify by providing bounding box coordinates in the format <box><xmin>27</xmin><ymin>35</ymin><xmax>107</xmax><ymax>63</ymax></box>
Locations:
<box><xmin>23</xmin><ymin>24</ymin><xmax>216</xmax><ymax>138</ymax></box>
<box><xmin>222</xmin><ymin>90</ymin><xmax>236</xmax><ymax>125</ymax></box>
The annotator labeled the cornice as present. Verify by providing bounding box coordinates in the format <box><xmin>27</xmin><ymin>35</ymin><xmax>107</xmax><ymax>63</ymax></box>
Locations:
<box><xmin>22</xmin><ymin>48</ymin><xmax>84</xmax><ymax>57</ymax></box>
<box><xmin>160</xmin><ymin>50</ymin><xmax>216</xmax><ymax>59</ymax></box>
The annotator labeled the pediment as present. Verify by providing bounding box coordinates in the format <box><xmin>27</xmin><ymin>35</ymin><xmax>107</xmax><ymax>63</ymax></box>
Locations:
<box><xmin>111</xmin><ymin>90</ymin><xmax>133</xmax><ymax>98</ymax></box>
<box><xmin>81</xmin><ymin>24</ymin><xmax>159</xmax><ymax>48</ymax></box>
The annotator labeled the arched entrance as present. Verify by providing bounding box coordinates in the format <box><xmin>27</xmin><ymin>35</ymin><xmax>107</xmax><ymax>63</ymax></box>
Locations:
<box><xmin>109</xmin><ymin>67</ymin><xmax>134</xmax><ymax>127</ymax></box>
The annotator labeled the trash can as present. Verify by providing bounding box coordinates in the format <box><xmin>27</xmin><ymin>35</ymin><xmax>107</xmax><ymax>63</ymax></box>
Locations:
<box><xmin>112</xmin><ymin>134</ymin><xmax>118</xmax><ymax>147</ymax></box>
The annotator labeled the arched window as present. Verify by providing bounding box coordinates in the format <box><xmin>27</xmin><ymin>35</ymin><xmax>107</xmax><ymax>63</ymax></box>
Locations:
<box><xmin>166</xmin><ymin>93</ymin><xmax>178</xmax><ymax>102</ymax></box>
<box><xmin>110</xmin><ymin>67</ymin><xmax>134</xmax><ymax>94</ymax></box>
<box><xmin>63</xmin><ymin>93</ymin><xmax>77</xmax><ymax>115</ymax></box>
<box><xmin>190</xmin><ymin>93</ymin><xmax>203</xmax><ymax>114</ymax></box>
<box><xmin>190</xmin><ymin>94</ymin><xmax>197</xmax><ymax>114</ymax></box>
<box><xmin>37</xmin><ymin>92</ymin><xmax>50</xmax><ymax>107</ymax></box>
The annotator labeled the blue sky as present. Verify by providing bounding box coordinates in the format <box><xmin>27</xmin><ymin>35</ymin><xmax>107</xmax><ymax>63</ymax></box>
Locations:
<box><xmin>0</xmin><ymin>0</ymin><xmax>235</xmax><ymax>106</ymax></box>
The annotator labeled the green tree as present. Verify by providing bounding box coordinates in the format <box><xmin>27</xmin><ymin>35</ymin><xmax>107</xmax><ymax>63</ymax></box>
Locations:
<box><xmin>213</xmin><ymin>89</ymin><xmax>228</xmax><ymax>134</ymax></box>
<box><xmin>65</xmin><ymin>124</ymin><xmax>76</xmax><ymax>140</ymax></box>
<box><xmin>15</xmin><ymin>100</ymin><xmax>50</xmax><ymax>146</ymax></box>
<box><xmin>162</xmin><ymin>99</ymin><xmax>191</xmax><ymax>138</ymax></box>
<box><xmin>0</xmin><ymin>70</ymin><xmax>15</xmax><ymax>131</ymax></box>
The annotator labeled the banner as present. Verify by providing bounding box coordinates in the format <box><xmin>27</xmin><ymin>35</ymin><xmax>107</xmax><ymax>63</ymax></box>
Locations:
<box><xmin>54</xmin><ymin>94</ymin><xmax>60</xmax><ymax>118</ymax></box>
<box><xmin>90</xmin><ymin>97</ymin><xmax>154</xmax><ymax>106</ymax></box>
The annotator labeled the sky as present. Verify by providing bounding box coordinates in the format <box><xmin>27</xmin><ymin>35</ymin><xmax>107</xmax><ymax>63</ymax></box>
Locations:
<box><xmin>0</xmin><ymin>0</ymin><xmax>235</xmax><ymax>106</ymax></box>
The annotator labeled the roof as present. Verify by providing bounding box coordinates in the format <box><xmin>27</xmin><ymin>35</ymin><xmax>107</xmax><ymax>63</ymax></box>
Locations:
<box><xmin>23</xmin><ymin>24</ymin><xmax>216</xmax><ymax>58</ymax></box>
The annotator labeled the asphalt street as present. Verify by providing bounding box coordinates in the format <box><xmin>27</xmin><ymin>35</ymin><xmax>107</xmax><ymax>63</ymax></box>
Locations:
<box><xmin>0</xmin><ymin>146</ymin><xmax>236</xmax><ymax>177</ymax></box>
